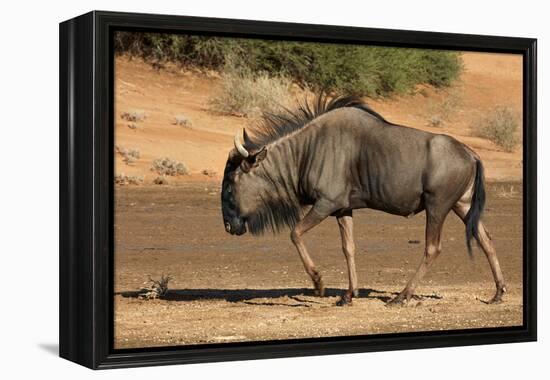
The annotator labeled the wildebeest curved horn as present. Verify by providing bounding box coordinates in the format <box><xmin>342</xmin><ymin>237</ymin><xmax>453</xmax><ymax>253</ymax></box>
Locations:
<box><xmin>234</xmin><ymin>130</ymin><xmax>249</xmax><ymax>158</ymax></box>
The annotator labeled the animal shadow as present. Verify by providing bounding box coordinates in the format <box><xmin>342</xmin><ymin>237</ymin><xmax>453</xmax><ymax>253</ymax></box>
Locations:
<box><xmin>118</xmin><ymin>287</ymin><xmax>442</xmax><ymax>305</ymax></box>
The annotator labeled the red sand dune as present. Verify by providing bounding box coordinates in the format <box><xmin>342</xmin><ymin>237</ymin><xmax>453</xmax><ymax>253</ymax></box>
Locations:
<box><xmin>114</xmin><ymin>52</ymin><xmax>523</xmax><ymax>183</ymax></box>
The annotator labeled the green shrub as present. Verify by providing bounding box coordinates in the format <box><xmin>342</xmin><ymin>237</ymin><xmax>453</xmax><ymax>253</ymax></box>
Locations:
<box><xmin>476</xmin><ymin>106</ymin><xmax>520</xmax><ymax>152</ymax></box>
<box><xmin>114</xmin><ymin>32</ymin><xmax>462</xmax><ymax>97</ymax></box>
<box><xmin>115</xmin><ymin>32</ymin><xmax>232</xmax><ymax>68</ymax></box>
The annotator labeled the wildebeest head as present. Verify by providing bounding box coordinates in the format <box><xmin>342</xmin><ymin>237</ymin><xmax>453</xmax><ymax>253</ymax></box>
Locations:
<box><xmin>221</xmin><ymin>129</ymin><xmax>267</xmax><ymax>235</ymax></box>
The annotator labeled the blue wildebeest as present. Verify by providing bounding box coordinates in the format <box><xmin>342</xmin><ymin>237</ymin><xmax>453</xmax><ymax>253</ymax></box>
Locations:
<box><xmin>221</xmin><ymin>95</ymin><xmax>506</xmax><ymax>306</ymax></box>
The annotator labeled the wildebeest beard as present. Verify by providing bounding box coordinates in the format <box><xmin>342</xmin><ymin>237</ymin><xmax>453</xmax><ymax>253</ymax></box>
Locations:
<box><xmin>245</xmin><ymin>193</ymin><xmax>305</xmax><ymax>235</ymax></box>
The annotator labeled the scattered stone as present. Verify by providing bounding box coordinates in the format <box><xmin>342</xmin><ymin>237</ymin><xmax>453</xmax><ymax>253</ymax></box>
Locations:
<box><xmin>153</xmin><ymin>175</ymin><xmax>169</xmax><ymax>185</ymax></box>
<box><xmin>174</xmin><ymin>115</ymin><xmax>192</xmax><ymax>128</ymax></box>
<box><xmin>201</xmin><ymin>168</ymin><xmax>217</xmax><ymax>177</ymax></box>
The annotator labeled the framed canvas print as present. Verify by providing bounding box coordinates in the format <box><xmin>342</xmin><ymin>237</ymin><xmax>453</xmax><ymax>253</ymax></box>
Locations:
<box><xmin>59</xmin><ymin>11</ymin><xmax>537</xmax><ymax>369</ymax></box>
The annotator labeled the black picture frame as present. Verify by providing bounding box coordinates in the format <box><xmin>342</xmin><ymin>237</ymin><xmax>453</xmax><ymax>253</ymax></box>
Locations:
<box><xmin>59</xmin><ymin>10</ymin><xmax>537</xmax><ymax>369</ymax></box>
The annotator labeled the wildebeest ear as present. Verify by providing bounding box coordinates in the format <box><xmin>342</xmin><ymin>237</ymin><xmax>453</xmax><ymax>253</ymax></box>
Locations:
<box><xmin>254</xmin><ymin>146</ymin><xmax>267</xmax><ymax>163</ymax></box>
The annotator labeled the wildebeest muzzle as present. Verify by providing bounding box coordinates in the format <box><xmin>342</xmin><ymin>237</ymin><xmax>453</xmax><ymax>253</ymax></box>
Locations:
<box><xmin>224</xmin><ymin>218</ymin><xmax>247</xmax><ymax>236</ymax></box>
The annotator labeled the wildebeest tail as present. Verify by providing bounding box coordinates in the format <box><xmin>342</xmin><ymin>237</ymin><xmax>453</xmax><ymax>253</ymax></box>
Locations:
<box><xmin>465</xmin><ymin>160</ymin><xmax>486</xmax><ymax>257</ymax></box>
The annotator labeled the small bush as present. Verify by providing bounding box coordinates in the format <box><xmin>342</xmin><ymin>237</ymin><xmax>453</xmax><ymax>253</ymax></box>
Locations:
<box><xmin>174</xmin><ymin>115</ymin><xmax>192</xmax><ymax>128</ymax></box>
<box><xmin>116</xmin><ymin>145</ymin><xmax>140</xmax><ymax>165</ymax></box>
<box><xmin>428</xmin><ymin>115</ymin><xmax>443</xmax><ymax>128</ymax></box>
<box><xmin>114</xmin><ymin>174</ymin><xmax>144</xmax><ymax>185</ymax></box>
<box><xmin>138</xmin><ymin>275</ymin><xmax>172</xmax><ymax>300</ymax></box>
<box><xmin>426</xmin><ymin>88</ymin><xmax>462</xmax><ymax>128</ymax></box>
<box><xmin>120</xmin><ymin>110</ymin><xmax>146</xmax><ymax>122</ymax></box>
<box><xmin>209</xmin><ymin>61</ymin><xmax>292</xmax><ymax>117</ymax></box>
<box><xmin>152</xmin><ymin>157</ymin><xmax>189</xmax><ymax>176</ymax></box>
<box><xmin>153</xmin><ymin>175</ymin><xmax>170</xmax><ymax>185</ymax></box>
<box><xmin>476</xmin><ymin>106</ymin><xmax>520</xmax><ymax>152</ymax></box>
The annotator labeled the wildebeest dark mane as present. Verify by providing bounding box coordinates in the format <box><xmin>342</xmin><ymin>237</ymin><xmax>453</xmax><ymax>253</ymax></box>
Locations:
<box><xmin>245</xmin><ymin>93</ymin><xmax>392</xmax><ymax>150</ymax></box>
<box><xmin>243</xmin><ymin>94</ymin><xmax>393</xmax><ymax>235</ymax></box>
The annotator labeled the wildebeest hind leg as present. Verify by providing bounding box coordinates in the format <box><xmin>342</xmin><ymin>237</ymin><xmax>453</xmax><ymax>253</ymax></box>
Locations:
<box><xmin>387</xmin><ymin>210</ymin><xmax>444</xmax><ymax>306</ymax></box>
<box><xmin>336</xmin><ymin>210</ymin><xmax>358</xmax><ymax>306</ymax></box>
<box><xmin>453</xmin><ymin>202</ymin><xmax>507</xmax><ymax>303</ymax></box>
<box><xmin>290</xmin><ymin>207</ymin><xmax>329</xmax><ymax>296</ymax></box>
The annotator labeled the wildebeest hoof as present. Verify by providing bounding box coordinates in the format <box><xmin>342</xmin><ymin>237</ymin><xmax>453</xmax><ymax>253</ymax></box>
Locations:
<box><xmin>487</xmin><ymin>297</ymin><xmax>503</xmax><ymax>304</ymax></box>
<box><xmin>487</xmin><ymin>293</ymin><xmax>504</xmax><ymax>304</ymax></box>
<box><xmin>485</xmin><ymin>286</ymin><xmax>506</xmax><ymax>304</ymax></box>
<box><xmin>313</xmin><ymin>279</ymin><xmax>325</xmax><ymax>297</ymax></box>
<box><xmin>336</xmin><ymin>294</ymin><xmax>353</xmax><ymax>306</ymax></box>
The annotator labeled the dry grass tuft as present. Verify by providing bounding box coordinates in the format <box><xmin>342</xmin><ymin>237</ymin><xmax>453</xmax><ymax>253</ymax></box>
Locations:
<box><xmin>174</xmin><ymin>115</ymin><xmax>192</xmax><ymax>128</ymax></box>
<box><xmin>426</xmin><ymin>88</ymin><xmax>462</xmax><ymax>128</ymax></box>
<box><xmin>116</xmin><ymin>145</ymin><xmax>141</xmax><ymax>165</ymax></box>
<box><xmin>427</xmin><ymin>115</ymin><xmax>443</xmax><ymax>128</ymax></box>
<box><xmin>114</xmin><ymin>174</ymin><xmax>144</xmax><ymax>185</ymax></box>
<box><xmin>151</xmin><ymin>158</ymin><xmax>189</xmax><ymax>176</ymax></box>
<box><xmin>496</xmin><ymin>184</ymin><xmax>520</xmax><ymax>199</ymax></box>
<box><xmin>209</xmin><ymin>60</ymin><xmax>292</xmax><ymax>118</ymax></box>
<box><xmin>138</xmin><ymin>275</ymin><xmax>173</xmax><ymax>300</ymax></box>
<box><xmin>476</xmin><ymin>106</ymin><xmax>520</xmax><ymax>152</ymax></box>
<box><xmin>120</xmin><ymin>110</ymin><xmax>146</xmax><ymax>122</ymax></box>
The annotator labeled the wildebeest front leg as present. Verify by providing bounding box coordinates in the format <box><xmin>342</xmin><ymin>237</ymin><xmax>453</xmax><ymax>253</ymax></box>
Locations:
<box><xmin>387</xmin><ymin>211</ymin><xmax>444</xmax><ymax>306</ymax></box>
<box><xmin>290</xmin><ymin>207</ymin><xmax>329</xmax><ymax>297</ymax></box>
<box><xmin>336</xmin><ymin>210</ymin><xmax>358</xmax><ymax>306</ymax></box>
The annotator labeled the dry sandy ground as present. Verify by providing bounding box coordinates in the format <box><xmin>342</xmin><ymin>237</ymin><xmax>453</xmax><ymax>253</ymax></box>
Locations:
<box><xmin>114</xmin><ymin>51</ymin><xmax>523</xmax><ymax>183</ymax></box>
<box><xmin>114</xmin><ymin>182</ymin><xmax>523</xmax><ymax>349</ymax></box>
<box><xmin>113</xmin><ymin>51</ymin><xmax>524</xmax><ymax>349</ymax></box>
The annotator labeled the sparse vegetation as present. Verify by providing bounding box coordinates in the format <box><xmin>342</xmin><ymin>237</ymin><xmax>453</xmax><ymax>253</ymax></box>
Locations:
<box><xmin>426</xmin><ymin>88</ymin><xmax>462</xmax><ymax>128</ymax></box>
<box><xmin>496</xmin><ymin>184</ymin><xmax>519</xmax><ymax>199</ymax></box>
<box><xmin>476</xmin><ymin>106</ymin><xmax>520</xmax><ymax>152</ymax></box>
<box><xmin>428</xmin><ymin>115</ymin><xmax>444</xmax><ymax>128</ymax></box>
<box><xmin>138</xmin><ymin>275</ymin><xmax>173</xmax><ymax>300</ymax></box>
<box><xmin>120</xmin><ymin>110</ymin><xmax>146</xmax><ymax>122</ymax></box>
<box><xmin>152</xmin><ymin>157</ymin><xmax>189</xmax><ymax>176</ymax></box>
<box><xmin>114</xmin><ymin>32</ymin><xmax>463</xmax><ymax>97</ymax></box>
<box><xmin>116</xmin><ymin>145</ymin><xmax>141</xmax><ymax>165</ymax></box>
<box><xmin>174</xmin><ymin>115</ymin><xmax>192</xmax><ymax>128</ymax></box>
<box><xmin>127</xmin><ymin>123</ymin><xmax>139</xmax><ymax>130</ymax></box>
<box><xmin>153</xmin><ymin>175</ymin><xmax>170</xmax><ymax>185</ymax></box>
<box><xmin>209</xmin><ymin>61</ymin><xmax>292</xmax><ymax>117</ymax></box>
<box><xmin>114</xmin><ymin>174</ymin><xmax>144</xmax><ymax>185</ymax></box>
